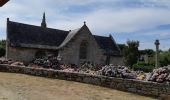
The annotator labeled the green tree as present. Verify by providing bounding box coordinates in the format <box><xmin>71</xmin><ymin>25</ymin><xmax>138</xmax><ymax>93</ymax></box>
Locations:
<box><xmin>0</xmin><ymin>40</ymin><xmax>6</xmax><ymax>48</ymax></box>
<box><xmin>124</xmin><ymin>40</ymin><xmax>139</xmax><ymax>67</ymax></box>
<box><xmin>139</xmin><ymin>49</ymin><xmax>155</xmax><ymax>56</ymax></box>
<box><xmin>159</xmin><ymin>51</ymin><xmax>170</xmax><ymax>66</ymax></box>
<box><xmin>0</xmin><ymin>40</ymin><xmax>6</xmax><ymax>57</ymax></box>
<box><xmin>118</xmin><ymin>44</ymin><xmax>127</xmax><ymax>53</ymax></box>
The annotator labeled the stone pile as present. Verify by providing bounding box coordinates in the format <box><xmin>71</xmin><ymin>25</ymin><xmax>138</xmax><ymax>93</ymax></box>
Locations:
<box><xmin>148</xmin><ymin>65</ymin><xmax>170</xmax><ymax>83</ymax></box>
<box><xmin>97</xmin><ymin>65</ymin><xmax>137</xmax><ymax>79</ymax></box>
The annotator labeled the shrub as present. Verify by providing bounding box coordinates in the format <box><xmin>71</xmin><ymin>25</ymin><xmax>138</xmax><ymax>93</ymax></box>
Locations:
<box><xmin>132</xmin><ymin>61</ymin><xmax>155</xmax><ymax>72</ymax></box>
<box><xmin>0</xmin><ymin>40</ymin><xmax>6</xmax><ymax>57</ymax></box>
<box><xmin>0</xmin><ymin>46</ymin><xmax>5</xmax><ymax>57</ymax></box>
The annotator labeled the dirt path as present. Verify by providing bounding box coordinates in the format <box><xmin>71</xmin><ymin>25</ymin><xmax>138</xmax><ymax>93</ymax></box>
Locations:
<box><xmin>0</xmin><ymin>72</ymin><xmax>156</xmax><ymax>100</ymax></box>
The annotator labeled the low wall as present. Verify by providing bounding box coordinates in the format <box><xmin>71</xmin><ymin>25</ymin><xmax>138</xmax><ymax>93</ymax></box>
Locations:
<box><xmin>0</xmin><ymin>64</ymin><xmax>169</xmax><ymax>97</ymax></box>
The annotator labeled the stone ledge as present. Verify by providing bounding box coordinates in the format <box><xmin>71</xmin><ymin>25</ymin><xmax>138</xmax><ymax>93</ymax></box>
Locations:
<box><xmin>0</xmin><ymin>64</ymin><xmax>169</xmax><ymax>97</ymax></box>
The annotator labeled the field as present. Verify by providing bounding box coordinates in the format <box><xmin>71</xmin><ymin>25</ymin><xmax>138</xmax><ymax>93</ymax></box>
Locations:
<box><xmin>0</xmin><ymin>72</ymin><xmax>156</xmax><ymax>100</ymax></box>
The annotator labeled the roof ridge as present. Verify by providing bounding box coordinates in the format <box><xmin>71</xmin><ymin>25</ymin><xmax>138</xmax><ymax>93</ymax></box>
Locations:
<box><xmin>58</xmin><ymin>27</ymin><xmax>81</xmax><ymax>48</ymax></box>
<box><xmin>8</xmin><ymin>20</ymin><xmax>69</xmax><ymax>32</ymax></box>
<box><xmin>93</xmin><ymin>35</ymin><xmax>109</xmax><ymax>38</ymax></box>
<box><xmin>8</xmin><ymin>20</ymin><xmax>69</xmax><ymax>49</ymax></box>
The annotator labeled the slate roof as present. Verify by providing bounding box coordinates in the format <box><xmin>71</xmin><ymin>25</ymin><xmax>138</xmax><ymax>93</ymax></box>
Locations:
<box><xmin>7</xmin><ymin>21</ymin><xmax>69</xmax><ymax>49</ymax></box>
<box><xmin>93</xmin><ymin>35</ymin><xmax>121</xmax><ymax>56</ymax></box>
<box><xmin>59</xmin><ymin>28</ymin><xmax>80</xmax><ymax>48</ymax></box>
<box><xmin>7</xmin><ymin>20</ymin><xmax>121</xmax><ymax>56</ymax></box>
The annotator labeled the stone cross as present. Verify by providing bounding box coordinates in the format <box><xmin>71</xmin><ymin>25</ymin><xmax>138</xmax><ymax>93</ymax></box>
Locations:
<box><xmin>155</xmin><ymin>39</ymin><xmax>160</xmax><ymax>68</ymax></box>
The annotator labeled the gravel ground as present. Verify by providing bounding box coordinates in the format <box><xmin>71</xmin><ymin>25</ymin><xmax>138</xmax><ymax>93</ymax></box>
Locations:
<box><xmin>0</xmin><ymin>72</ymin><xmax>156</xmax><ymax>100</ymax></box>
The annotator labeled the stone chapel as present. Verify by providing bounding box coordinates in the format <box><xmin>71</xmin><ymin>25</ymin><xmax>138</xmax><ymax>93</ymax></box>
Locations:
<box><xmin>6</xmin><ymin>13</ymin><xmax>123</xmax><ymax>65</ymax></box>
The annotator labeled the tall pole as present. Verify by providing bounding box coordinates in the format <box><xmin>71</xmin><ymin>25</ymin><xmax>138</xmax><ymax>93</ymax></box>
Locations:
<box><xmin>155</xmin><ymin>39</ymin><xmax>160</xmax><ymax>68</ymax></box>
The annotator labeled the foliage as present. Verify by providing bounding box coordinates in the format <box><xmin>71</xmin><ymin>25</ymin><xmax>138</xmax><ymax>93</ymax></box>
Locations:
<box><xmin>137</xmin><ymin>50</ymin><xmax>170</xmax><ymax>68</ymax></box>
<box><xmin>0</xmin><ymin>47</ymin><xmax>5</xmax><ymax>57</ymax></box>
<box><xmin>138</xmin><ymin>49</ymin><xmax>155</xmax><ymax>66</ymax></box>
<box><xmin>0</xmin><ymin>40</ymin><xmax>6</xmax><ymax>48</ymax></box>
<box><xmin>148</xmin><ymin>56</ymin><xmax>155</xmax><ymax>66</ymax></box>
<box><xmin>123</xmin><ymin>40</ymin><xmax>139</xmax><ymax>68</ymax></box>
<box><xmin>159</xmin><ymin>51</ymin><xmax>170</xmax><ymax>66</ymax></box>
<box><xmin>132</xmin><ymin>61</ymin><xmax>155</xmax><ymax>72</ymax></box>
<box><xmin>0</xmin><ymin>40</ymin><xmax>6</xmax><ymax>57</ymax></box>
<box><xmin>139</xmin><ymin>49</ymin><xmax>155</xmax><ymax>56</ymax></box>
<box><xmin>118</xmin><ymin>44</ymin><xmax>127</xmax><ymax>53</ymax></box>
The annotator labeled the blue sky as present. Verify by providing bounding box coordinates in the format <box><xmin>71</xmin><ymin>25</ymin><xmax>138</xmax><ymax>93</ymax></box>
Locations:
<box><xmin>0</xmin><ymin>0</ymin><xmax>170</xmax><ymax>50</ymax></box>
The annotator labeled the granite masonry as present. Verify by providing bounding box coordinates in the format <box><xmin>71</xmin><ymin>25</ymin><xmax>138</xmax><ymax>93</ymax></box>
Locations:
<box><xmin>0</xmin><ymin>64</ymin><xmax>169</xmax><ymax>97</ymax></box>
<box><xmin>6</xmin><ymin>14</ymin><xmax>123</xmax><ymax>66</ymax></box>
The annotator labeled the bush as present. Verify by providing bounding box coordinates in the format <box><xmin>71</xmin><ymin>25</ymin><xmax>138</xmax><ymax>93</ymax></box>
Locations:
<box><xmin>0</xmin><ymin>47</ymin><xmax>5</xmax><ymax>57</ymax></box>
<box><xmin>124</xmin><ymin>40</ymin><xmax>139</xmax><ymax>67</ymax></box>
<box><xmin>132</xmin><ymin>61</ymin><xmax>155</xmax><ymax>72</ymax></box>
<box><xmin>159</xmin><ymin>51</ymin><xmax>170</xmax><ymax>66</ymax></box>
<box><xmin>0</xmin><ymin>40</ymin><xmax>6</xmax><ymax>57</ymax></box>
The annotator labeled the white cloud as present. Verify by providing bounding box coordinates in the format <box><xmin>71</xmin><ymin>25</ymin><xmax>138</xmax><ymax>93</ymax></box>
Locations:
<box><xmin>0</xmin><ymin>0</ymin><xmax>170</xmax><ymax>50</ymax></box>
<box><xmin>51</xmin><ymin>8</ymin><xmax>170</xmax><ymax>35</ymax></box>
<box><xmin>141</xmin><ymin>0</ymin><xmax>170</xmax><ymax>7</ymax></box>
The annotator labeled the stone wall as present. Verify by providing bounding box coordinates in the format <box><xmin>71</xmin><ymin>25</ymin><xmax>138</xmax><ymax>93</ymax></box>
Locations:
<box><xmin>110</xmin><ymin>56</ymin><xmax>124</xmax><ymax>66</ymax></box>
<box><xmin>7</xmin><ymin>46</ymin><xmax>58</xmax><ymax>63</ymax></box>
<box><xmin>7</xmin><ymin>46</ymin><xmax>37</xmax><ymax>63</ymax></box>
<box><xmin>59</xmin><ymin>25</ymin><xmax>105</xmax><ymax>65</ymax></box>
<box><xmin>0</xmin><ymin>64</ymin><xmax>169</xmax><ymax>97</ymax></box>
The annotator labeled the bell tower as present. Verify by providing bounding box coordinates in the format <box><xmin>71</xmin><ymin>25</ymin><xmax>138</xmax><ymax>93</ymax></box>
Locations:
<box><xmin>41</xmin><ymin>12</ymin><xmax>47</xmax><ymax>28</ymax></box>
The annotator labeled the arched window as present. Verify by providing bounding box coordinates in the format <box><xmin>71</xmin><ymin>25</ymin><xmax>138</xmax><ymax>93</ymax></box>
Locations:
<box><xmin>79</xmin><ymin>40</ymin><xmax>88</xmax><ymax>59</ymax></box>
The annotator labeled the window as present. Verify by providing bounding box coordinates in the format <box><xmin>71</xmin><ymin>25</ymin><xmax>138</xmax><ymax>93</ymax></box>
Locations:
<box><xmin>79</xmin><ymin>40</ymin><xmax>88</xmax><ymax>59</ymax></box>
